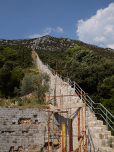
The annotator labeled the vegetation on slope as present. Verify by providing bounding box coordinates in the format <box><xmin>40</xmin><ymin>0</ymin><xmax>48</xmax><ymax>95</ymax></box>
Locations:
<box><xmin>0</xmin><ymin>47</ymin><xmax>50</xmax><ymax>109</ymax></box>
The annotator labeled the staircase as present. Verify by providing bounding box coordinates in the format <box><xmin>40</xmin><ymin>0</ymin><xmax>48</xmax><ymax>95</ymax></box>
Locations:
<box><xmin>35</xmin><ymin>51</ymin><xmax>114</xmax><ymax>151</ymax></box>
<box><xmin>87</xmin><ymin>107</ymin><xmax>114</xmax><ymax>152</ymax></box>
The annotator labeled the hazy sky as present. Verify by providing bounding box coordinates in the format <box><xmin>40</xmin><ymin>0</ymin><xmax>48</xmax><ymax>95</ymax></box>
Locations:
<box><xmin>0</xmin><ymin>0</ymin><xmax>114</xmax><ymax>49</ymax></box>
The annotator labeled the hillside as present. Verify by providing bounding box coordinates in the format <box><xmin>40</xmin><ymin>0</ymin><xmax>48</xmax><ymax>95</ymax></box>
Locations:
<box><xmin>0</xmin><ymin>35</ymin><xmax>114</xmax><ymax>114</ymax></box>
<box><xmin>0</xmin><ymin>35</ymin><xmax>114</xmax><ymax>59</ymax></box>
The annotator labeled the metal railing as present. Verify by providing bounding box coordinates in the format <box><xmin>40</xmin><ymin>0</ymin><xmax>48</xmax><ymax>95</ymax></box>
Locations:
<box><xmin>73</xmin><ymin>81</ymin><xmax>114</xmax><ymax>132</ymax></box>
<box><xmin>35</xmin><ymin>51</ymin><xmax>114</xmax><ymax>133</ymax></box>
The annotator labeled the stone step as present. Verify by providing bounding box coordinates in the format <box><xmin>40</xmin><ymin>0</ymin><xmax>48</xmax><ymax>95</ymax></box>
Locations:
<box><xmin>88</xmin><ymin>120</ymin><xmax>103</xmax><ymax>127</ymax></box>
<box><xmin>105</xmin><ymin>130</ymin><xmax>112</xmax><ymax>137</ymax></box>
<box><xmin>92</xmin><ymin>132</ymin><xmax>109</xmax><ymax>139</ymax></box>
<box><xmin>99</xmin><ymin>146</ymin><xmax>113</xmax><ymax>152</ymax></box>
<box><xmin>101</xmin><ymin>124</ymin><xmax>107</xmax><ymax>130</ymax></box>
<box><xmin>89</xmin><ymin>126</ymin><xmax>107</xmax><ymax>133</ymax></box>
<box><xmin>93</xmin><ymin>138</ymin><xmax>110</xmax><ymax>147</ymax></box>
<box><xmin>87</xmin><ymin>116</ymin><xmax>97</xmax><ymax>121</ymax></box>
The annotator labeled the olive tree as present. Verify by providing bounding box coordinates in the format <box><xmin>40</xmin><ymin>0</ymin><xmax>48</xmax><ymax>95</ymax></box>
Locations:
<box><xmin>19</xmin><ymin>72</ymin><xmax>50</xmax><ymax>104</ymax></box>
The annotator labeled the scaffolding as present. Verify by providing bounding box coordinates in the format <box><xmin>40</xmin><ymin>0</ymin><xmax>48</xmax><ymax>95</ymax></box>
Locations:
<box><xmin>44</xmin><ymin>93</ymin><xmax>88</xmax><ymax>152</ymax></box>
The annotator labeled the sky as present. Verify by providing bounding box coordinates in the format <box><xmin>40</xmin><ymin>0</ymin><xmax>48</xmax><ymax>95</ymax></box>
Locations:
<box><xmin>0</xmin><ymin>0</ymin><xmax>114</xmax><ymax>49</ymax></box>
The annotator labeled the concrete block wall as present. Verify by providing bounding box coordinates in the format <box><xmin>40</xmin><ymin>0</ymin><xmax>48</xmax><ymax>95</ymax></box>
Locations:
<box><xmin>0</xmin><ymin>107</ymin><xmax>48</xmax><ymax>152</ymax></box>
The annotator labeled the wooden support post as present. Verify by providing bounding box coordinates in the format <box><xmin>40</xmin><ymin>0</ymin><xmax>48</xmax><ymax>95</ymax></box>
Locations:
<box><xmin>69</xmin><ymin>119</ymin><xmax>73</xmax><ymax>152</ymax></box>
<box><xmin>78</xmin><ymin>110</ymin><xmax>81</xmax><ymax>152</ymax></box>
<box><xmin>62</xmin><ymin>122</ymin><xmax>66</xmax><ymax>152</ymax></box>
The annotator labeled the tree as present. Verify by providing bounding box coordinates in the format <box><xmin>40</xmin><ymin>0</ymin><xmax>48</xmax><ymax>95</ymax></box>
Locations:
<box><xmin>65</xmin><ymin>46</ymin><xmax>90</xmax><ymax>61</ymax></box>
<box><xmin>65</xmin><ymin>50</ymin><xmax>114</xmax><ymax>96</ymax></box>
<box><xmin>0</xmin><ymin>61</ymin><xmax>23</xmax><ymax>97</ymax></box>
<box><xmin>4</xmin><ymin>47</ymin><xmax>17</xmax><ymax>61</ymax></box>
<box><xmin>99</xmin><ymin>75</ymin><xmax>114</xmax><ymax>99</ymax></box>
<box><xmin>20</xmin><ymin>72</ymin><xmax>50</xmax><ymax>103</ymax></box>
<box><xmin>20</xmin><ymin>73</ymin><xmax>35</xmax><ymax>95</ymax></box>
<box><xmin>34</xmin><ymin>72</ymin><xmax>50</xmax><ymax>103</ymax></box>
<box><xmin>0</xmin><ymin>53</ymin><xmax>5</xmax><ymax>68</ymax></box>
<box><xmin>11</xmin><ymin>66</ymin><xmax>24</xmax><ymax>88</ymax></box>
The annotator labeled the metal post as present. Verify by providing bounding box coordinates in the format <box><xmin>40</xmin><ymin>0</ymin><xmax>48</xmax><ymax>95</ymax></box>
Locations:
<box><xmin>53</xmin><ymin>112</ymin><xmax>54</xmax><ymax>152</ymax></box>
<box><xmin>74</xmin><ymin>81</ymin><xmax>75</xmax><ymax>94</ymax></box>
<box><xmin>67</xmin><ymin>112</ymin><xmax>68</xmax><ymax>151</ymax></box>
<box><xmin>81</xmin><ymin>108</ymin><xmax>84</xmax><ymax>152</ymax></box>
<box><xmin>48</xmin><ymin>111</ymin><xmax>49</xmax><ymax>152</ymax></box>
<box><xmin>78</xmin><ymin>110</ymin><xmax>81</xmax><ymax>152</ymax></box>
<box><xmin>70</xmin><ymin>91</ymin><xmax>71</xmax><ymax>117</ymax></box>
<box><xmin>60</xmin><ymin>90</ymin><xmax>61</xmax><ymax>110</ymax></box>
<box><xmin>78</xmin><ymin>110</ymin><xmax>80</xmax><ymax>141</ymax></box>
<box><xmin>91</xmin><ymin>100</ymin><xmax>92</xmax><ymax>112</ymax></box>
<box><xmin>60</xmin><ymin>90</ymin><xmax>61</xmax><ymax>151</ymax></box>
<box><xmin>55</xmin><ymin>76</ymin><xmax>56</xmax><ymax>104</ymax></box>
<box><xmin>84</xmin><ymin>95</ymin><xmax>86</xmax><ymax>130</ymax></box>
<box><xmin>84</xmin><ymin>95</ymin><xmax>87</xmax><ymax>151</ymax></box>
<box><xmin>69</xmin><ymin>119</ymin><xmax>73</xmax><ymax>152</ymax></box>
<box><xmin>67</xmin><ymin>78</ymin><xmax>69</xmax><ymax>106</ymax></box>
<box><xmin>81</xmin><ymin>89</ymin><xmax>82</xmax><ymax>100</ymax></box>
<box><xmin>106</xmin><ymin>110</ymin><xmax>108</xmax><ymax>130</ymax></box>
<box><xmin>53</xmin><ymin>89</ymin><xmax>54</xmax><ymax>106</ymax></box>
<box><xmin>62</xmin><ymin>122</ymin><xmax>66</xmax><ymax>152</ymax></box>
